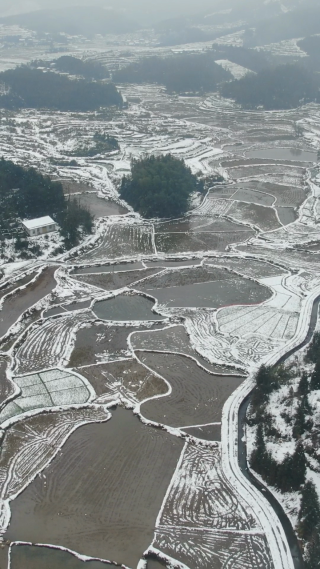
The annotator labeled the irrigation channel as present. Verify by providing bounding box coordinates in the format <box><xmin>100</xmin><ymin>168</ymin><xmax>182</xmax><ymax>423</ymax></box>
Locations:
<box><xmin>238</xmin><ymin>296</ymin><xmax>320</xmax><ymax>569</ymax></box>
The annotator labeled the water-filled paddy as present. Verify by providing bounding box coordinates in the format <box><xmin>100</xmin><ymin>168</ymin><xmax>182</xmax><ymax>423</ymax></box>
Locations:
<box><xmin>93</xmin><ymin>294</ymin><xmax>164</xmax><ymax>321</ymax></box>
<box><xmin>73</xmin><ymin>261</ymin><xmax>144</xmax><ymax>274</ymax></box>
<box><xmin>139</xmin><ymin>352</ymin><xmax>243</xmax><ymax>427</ymax></box>
<box><xmin>6</xmin><ymin>408</ymin><xmax>184</xmax><ymax>567</ymax></box>
<box><xmin>0</xmin><ymin>267</ymin><xmax>56</xmax><ymax>339</ymax></box>
<box><xmin>77</xmin><ymin>193</ymin><xmax>128</xmax><ymax>217</ymax></box>
<box><xmin>145</xmin><ymin>278</ymin><xmax>271</xmax><ymax>309</ymax></box>
<box><xmin>10</xmin><ymin>544</ymin><xmax>115</xmax><ymax>569</ymax></box>
<box><xmin>276</xmin><ymin>207</ymin><xmax>296</xmax><ymax>226</ymax></box>
<box><xmin>246</xmin><ymin>147</ymin><xmax>317</xmax><ymax>162</ymax></box>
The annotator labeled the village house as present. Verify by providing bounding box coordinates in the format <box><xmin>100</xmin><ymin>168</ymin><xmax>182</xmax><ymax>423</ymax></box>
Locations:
<box><xmin>22</xmin><ymin>216</ymin><xmax>58</xmax><ymax>237</ymax></box>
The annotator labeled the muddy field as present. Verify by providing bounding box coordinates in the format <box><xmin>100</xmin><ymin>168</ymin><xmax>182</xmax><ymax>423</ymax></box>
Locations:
<box><xmin>0</xmin><ymin>267</ymin><xmax>56</xmax><ymax>339</ymax></box>
<box><xmin>6</xmin><ymin>408</ymin><xmax>184</xmax><ymax>567</ymax></box>
<box><xmin>78</xmin><ymin>359</ymin><xmax>168</xmax><ymax>403</ymax></box>
<box><xmin>11</xmin><ymin>545</ymin><xmax>117</xmax><ymax>569</ymax></box>
<box><xmin>139</xmin><ymin>352</ymin><xmax>243</xmax><ymax>427</ymax></box>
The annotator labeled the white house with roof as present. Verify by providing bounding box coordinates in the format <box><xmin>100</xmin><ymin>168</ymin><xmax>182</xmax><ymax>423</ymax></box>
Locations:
<box><xmin>22</xmin><ymin>216</ymin><xmax>58</xmax><ymax>237</ymax></box>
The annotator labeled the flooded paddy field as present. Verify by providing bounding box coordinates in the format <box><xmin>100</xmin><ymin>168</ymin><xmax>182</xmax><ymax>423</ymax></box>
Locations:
<box><xmin>68</xmin><ymin>321</ymin><xmax>164</xmax><ymax>367</ymax></box>
<box><xmin>142</xmin><ymin>277</ymin><xmax>270</xmax><ymax>309</ymax></box>
<box><xmin>11</xmin><ymin>545</ymin><xmax>117</xmax><ymax>569</ymax></box>
<box><xmin>6</xmin><ymin>408</ymin><xmax>184</xmax><ymax>567</ymax></box>
<box><xmin>72</xmin><ymin>261</ymin><xmax>144</xmax><ymax>274</ymax></box>
<box><xmin>93</xmin><ymin>294</ymin><xmax>164</xmax><ymax>322</ymax></box>
<box><xmin>76</xmin><ymin>193</ymin><xmax>128</xmax><ymax>218</ymax></box>
<box><xmin>139</xmin><ymin>352</ymin><xmax>243</xmax><ymax>428</ymax></box>
<box><xmin>74</xmin><ymin>267</ymin><xmax>162</xmax><ymax>292</ymax></box>
<box><xmin>1</xmin><ymin>40</ymin><xmax>320</xmax><ymax>569</ymax></box>
<box><xmin>0</xmin><ymin>267</ymin><xmax>56</xmax><ymax>339</ymax></box>
<box><xmin>131</xmin><ymin>324</ymin><xmax>236</xmax><ymax>376</ymax></box>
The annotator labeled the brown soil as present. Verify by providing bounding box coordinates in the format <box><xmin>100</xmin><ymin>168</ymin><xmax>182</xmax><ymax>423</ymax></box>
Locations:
<box><xmin>78</xmin><ymin>359</ymin><xmax>168</xmax><ymax>402</ymax></box>
<box><xmin>68</xmin><ymin>322</ymin><xmax>163</xmax><ymax>368</ymax></box>
<box><xmin>0</xmin><ymin>267</ymin><xmax>56</xmax><ymax>339</ymax></box>
<box><xmin>228</xmin><ymin>202</ymin><xmax>281</xmax><ymax>232</ymax></box>
<box><xmin>131</xmin><ymin>325</ymin><xmax>235</xmax><ymax>376</ymax></box>
<box><xmin>11</xmin><ymin>544</ymin><xmax>117</xmax><ymax>569</ymax></box>
<box><xmin>139</xmin><ymin>352</ymin><xmax>243</xmax><ymax>428</ymax></box>
<box><xmin>74</xmin><ymin>268</ymin><xmax>162</xmax><ymax>292</ymax></box>
<box><xmin>155</xmin><ymin>230</ymin><xmax>254</xmax><ymax>254</ymax></box>
<box><xmin>6</xmin><ymin>408</ymin><xmax>184</xmax><ymax>568</ymax></box>
<box><xmin>183</xmin><ymin>424</ymin><xmax>221</xmax><ymax>441</ymax></box>
<box><xmin>0</xmin><ymin>407</ymin><xmax>109</xmax><ymax>500</ymax></box>
<box><xmin>204</xmin><ymin>257</ymin><xmax>283</xmax><ymax>279</ymax></box>
<box><xmin>0</xmin><ymin>272</ymin><xmax>37</xmax><ymax>300</ymax></box>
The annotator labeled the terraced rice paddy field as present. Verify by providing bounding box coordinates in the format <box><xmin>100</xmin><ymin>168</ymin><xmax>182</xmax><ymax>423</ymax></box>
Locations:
<box><xmin>0</xmin><ymin>31</ymin><xmax>320</xmax><ymax>569</ymax></box>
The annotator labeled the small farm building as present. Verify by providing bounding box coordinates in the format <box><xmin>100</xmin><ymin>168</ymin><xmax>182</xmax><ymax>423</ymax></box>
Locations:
<box><xmin>22</xmin><ymin>216</ymin><xmax>58</xmax><ymax>236</ymax></box>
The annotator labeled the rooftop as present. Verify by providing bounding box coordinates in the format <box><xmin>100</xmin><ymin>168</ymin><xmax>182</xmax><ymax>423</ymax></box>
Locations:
<box><xmin>22</xmin><ymin>216</ymin><xmax>56</xmax><ymax>230</ymax></box>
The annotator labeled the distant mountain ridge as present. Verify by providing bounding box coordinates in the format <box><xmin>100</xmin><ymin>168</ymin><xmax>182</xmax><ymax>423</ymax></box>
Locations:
<box><xmin>0</xmin><ymin>6</ymin><xmax>139</xmax><ymax>37</ymax></box>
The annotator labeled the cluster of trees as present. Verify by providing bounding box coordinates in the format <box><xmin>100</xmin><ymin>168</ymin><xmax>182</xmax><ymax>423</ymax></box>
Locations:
<box><xmin>0</xmin><ymin>158</ymin><xmax>93</xmax><ymax>253</ymax></box>
<box><xmin>0</xmin><ymin>67</ymin><xmax>123</xmax><ymax>111</ymax></box>
<box><xmin>221</xmin><ymin>64</ymin><xmax>320</xmax><ymax>110</ymax></box>
<box><xmin>249</xmin><ymin>332</ymin><xmax>320</xmax><ymax>563</ymax></box>
<box><xmin>69</xmin><ymin>132</ymin><xmax>119</xmax><ymax>157</ymax></box>
<box><xmin>120</xmin><ymin>154</ymin><xmax>203</xmax><ymax>219</ymax></box>
<box><xmin>32</xmin><ymin>56</ymin><xmax>110</xmax><ymax>81</ymax></box>
<box><xmin>113</xmin><ymin>52</ymin><xmax>231</xmax><ymax>94</ymax></box>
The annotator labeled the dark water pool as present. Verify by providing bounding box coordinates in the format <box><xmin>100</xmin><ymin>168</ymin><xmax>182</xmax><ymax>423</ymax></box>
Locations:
<box><xmin>93</xmin><ymin>294</ymin><xmax>164</xmax><ymax>321</ymax></box>
<box><xmin>247</xmin><ymin>148</ymin><xmax>317</xmax><ymax>162</ymax></box>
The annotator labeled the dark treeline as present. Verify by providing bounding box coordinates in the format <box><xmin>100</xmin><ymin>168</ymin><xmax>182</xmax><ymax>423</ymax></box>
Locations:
<box><xmin>212</xmin><ymin>45</ymin><xmax>271</xmax><ymax>73</ymax></box>
<box><xmin>243</xmin><ymin>5</ymin><xmax>320</xmax><ymax>48</ymax></box>
<box><xmin>113</xmin><ymin>52</ymin><xmax>231</xmax><ymax>94</ymax></box>
<box><xmin>0</xmin><ymin>67</ymin><xmax>123</xmax><ymax>112</ymax></box>
<box><xmin>248</xmin><ymin>332</ymin><xmax>320</xmax><ymax>565</ymax></box>
<box><xmin>120</xmin><ymin>154</ymin><xmax>203</xmax><ymax>219</ymax></box>
<box><xmin>32</xmin><ymin>56</ymin><xmax>110</xmax><ymax>81</ymax></box>
<box><xmin>0</xmin><ymin>158</ymin><xmax>93</xmax><ymax>252</ymax></box>
<box><xmin>220</xmin><ymin>64</ymin><xmax>320</xmax><ymax>110</ymax></box>
<box><xmin>298</xmin><ymin>36</ymin><xmax>320</xmax><ymax>73</ymax></box>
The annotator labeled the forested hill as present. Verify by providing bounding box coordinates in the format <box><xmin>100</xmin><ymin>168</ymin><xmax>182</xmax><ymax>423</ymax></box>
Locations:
<box><xmin>50</xmin><ymin>56</ymin><xmax>110</xmax><ymax>81</ymax></box>
<box><xmin>0</xmin><ymin>67</ymin><xmax>123</xmax><ymax>112</ymax></box>
<box><xmin>220</xmin><ymin>64</ymin><xmax>320</xmax><ymax>110</ymax></box>
<box><xmin>113</xmin><ymin>52</ymin><xmax>231</xmax><ymax>94</ymax></box>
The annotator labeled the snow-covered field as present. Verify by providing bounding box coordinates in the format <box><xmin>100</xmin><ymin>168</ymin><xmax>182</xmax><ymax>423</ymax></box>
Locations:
<box><xmin>1</xmin><ymin>33</ymin><xmax>320</xmax><ymax>569</ymax></box>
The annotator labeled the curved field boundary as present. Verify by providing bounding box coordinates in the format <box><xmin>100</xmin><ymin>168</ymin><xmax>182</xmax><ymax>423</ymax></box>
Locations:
<box><xmin>221</xmin><ymin>283</ymin><xmax>320</xmax><ymax>569</ymax></box>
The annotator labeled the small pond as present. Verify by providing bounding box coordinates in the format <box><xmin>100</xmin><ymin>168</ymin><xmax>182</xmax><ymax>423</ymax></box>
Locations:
<box><xmin>77</xmin><ymin>193</ymin><xmax>128</xmax><ymax>218</ymax></box>
<box><xmin>247</xmin><ymin>148</ymin><xmax>317</xmax><ymax>162</ymax></box>
<box><xmin>93</xmin><ymin>294</ymin><xmax>164</xmax><ymax>321</ymax></box>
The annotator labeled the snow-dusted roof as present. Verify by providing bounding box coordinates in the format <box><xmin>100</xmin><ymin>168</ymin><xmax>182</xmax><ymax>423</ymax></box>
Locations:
<box><xmin>22</xmin><ymin>216</ymin><xmax>56</xmax><ymax>230</ymax></box>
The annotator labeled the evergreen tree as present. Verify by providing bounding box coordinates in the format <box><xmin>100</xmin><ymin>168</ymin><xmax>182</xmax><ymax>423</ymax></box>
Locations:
<box><xmin>305</xmin><ymin>526</ymin><xmax>320</xmax><ymax>569</ymax></box>
<box><xmin>120</xmin><ymin>154</ymin><xmax>203</xmax><ymax>219</ymax></box>
<box><xmin>291</xmin><ymin>441</ymin><xmax>307</xmax><ymax>489</ymax></box>
<box><xmin>310</xmin><ymin>359</ymin><xmax>320</xmax><ymax>390</ymax></box>
<box><xmin>306</xmin><ymin>332</ymin><xmax>320</xmax><ymax>363</ymax></box>
<box><xmin>299</xmin><ymin>482</ymin><xmax>320</xmax><ymax>541</ymax></box>
<box><xmin>293</xmin><ymin>396</ymin><xmax>312</xmax><ymax>439</ymax></box>
<box><xmin>298</xmin><ymin>372</ymin><xmax>310</xmax><ymax>396</ymax></box>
